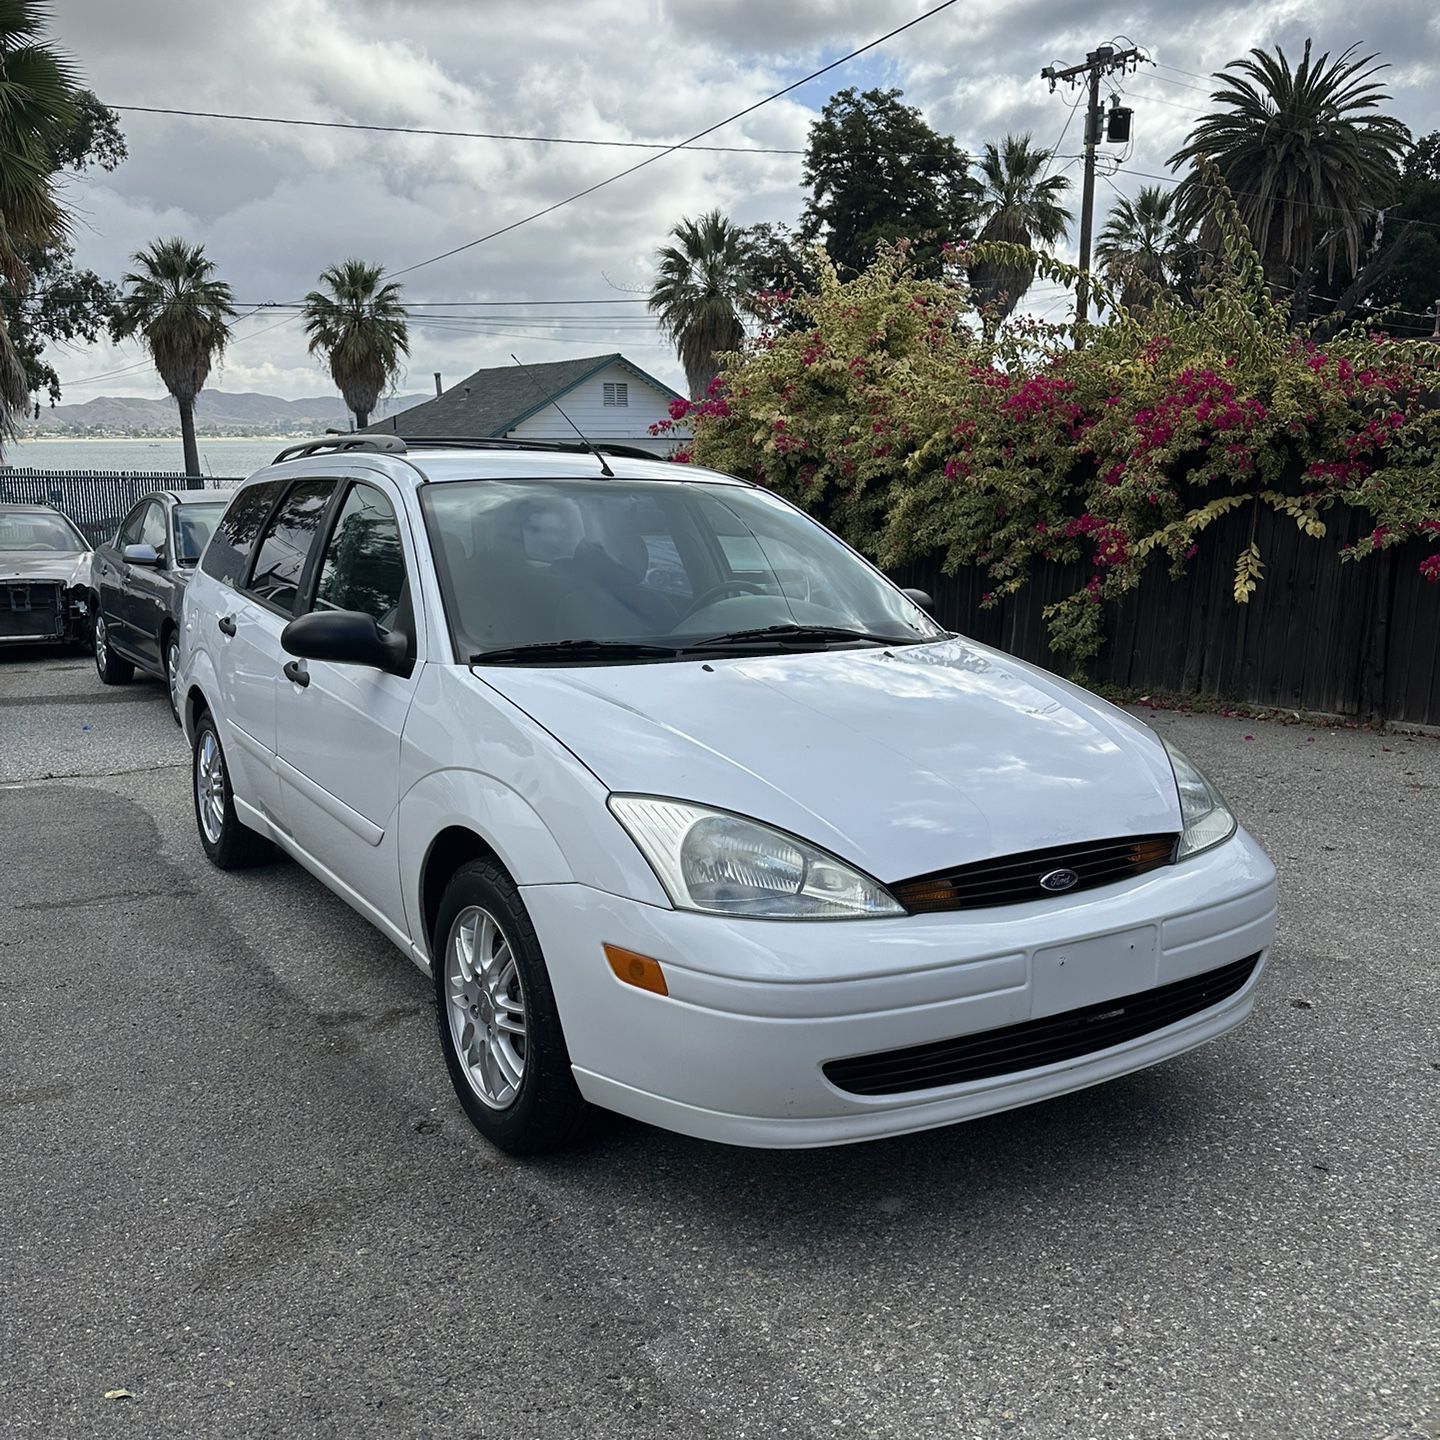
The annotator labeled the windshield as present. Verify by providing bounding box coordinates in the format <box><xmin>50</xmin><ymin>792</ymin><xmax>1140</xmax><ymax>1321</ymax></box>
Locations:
<box><xmin>0</xmin><ymin>510</ymin><xmax>87</xmax><ymax>553</ymax></box>
<box><xmin>419</xmin><ymin>477</ymin><xmax>944</xmax><ymax>661</ymax></box>
<box><xmin>174</xmin><ymin>502</ymin><xmax>227</xmax><ymax>566</ymax></box>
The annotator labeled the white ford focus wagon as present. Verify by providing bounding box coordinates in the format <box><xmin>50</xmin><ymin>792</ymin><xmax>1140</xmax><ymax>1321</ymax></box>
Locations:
<box><xmin>179</xmin><ymin>435</ymin><xmax>1277</xmax><ymax>1153</ymax></box>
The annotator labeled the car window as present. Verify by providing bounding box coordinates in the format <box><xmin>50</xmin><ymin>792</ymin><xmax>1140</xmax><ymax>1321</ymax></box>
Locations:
<box><xmin>174</xmin><ymin>503</ymin><xmax>227</xmax><ymax>567</ymax></box>
<box><xmin>200</xmin><ymin>479</ymin><xmax>286</xmax><ymax>587</ymax></box>
<box><xmin>139</xmin><ymin>502</ymin><xmax>168</xmax><ymax>555</ymax></box>
<box><xmin>119</xmin><ymin>501</ymin><xmax>152</xmax><ymax>547</ymax></box>
<box><xmin>420</xmin><ymin>478</ymin><xmax>942</xmax><ymax>658</ymax></box>
<box><xmin>246</xmin><ymin>479</ymin><xmax>337</xmax><ymax>614</ymax></box>
<box><xmin>0</xmin><ymin>510</ymin><xmax>87</xmax><ymax>552</ymax></box>
<box><xmin>312</xmin><ymin>482</ymin><xmax>408</xmax><ymax>629</ymax></box>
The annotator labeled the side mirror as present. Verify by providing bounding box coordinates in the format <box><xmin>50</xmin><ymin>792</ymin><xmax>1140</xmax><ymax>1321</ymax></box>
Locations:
<box><xmin>901</xmin><ymin>587</ymin><xmax>934</xmax><ymax>613</ymax></box>
<box><xmin>123</xmin><ymin>543</ymin><xmax>161</xmax><ymax>566</ymax></box>
<box><xmin>281</xmin><ymin>610</ymin><xmax>409</xmax><ymax>675</ymax></box>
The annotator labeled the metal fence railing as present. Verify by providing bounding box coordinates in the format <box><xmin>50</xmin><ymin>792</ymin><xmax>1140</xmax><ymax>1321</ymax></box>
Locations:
<box><xmin>0</xmin><ymin>470</ymin><xmax>240</xmax><ymax>548</ymax></box>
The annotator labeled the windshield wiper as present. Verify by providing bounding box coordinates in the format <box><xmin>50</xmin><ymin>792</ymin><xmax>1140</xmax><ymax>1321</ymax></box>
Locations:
<box><xmin>689</xmin><ymin>623</ymin><xmax>923</xmax><ymax>651</ymax></box>
<box><xmin>471</xmin><ymin>638</ymin><xmax>683</xmax><ymax>665</ymax></box>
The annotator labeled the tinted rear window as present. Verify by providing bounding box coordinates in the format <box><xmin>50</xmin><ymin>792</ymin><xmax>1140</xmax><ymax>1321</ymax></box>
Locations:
<box><xmin>245</xmin><ymin>479</ymin><xmax>337</xmax><ymax>613</ymax></box>
<box><xmin>199</xmin><ymin>480</ymin><xmax>284</xmax><ymax>586</ymax></box>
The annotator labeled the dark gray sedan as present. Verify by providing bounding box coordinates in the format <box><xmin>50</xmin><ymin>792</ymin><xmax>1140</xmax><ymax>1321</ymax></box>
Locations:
<box><xmin>91</xmin><ymin>488</ymin><xmax>232</xmax><ymax>721</ymax></box>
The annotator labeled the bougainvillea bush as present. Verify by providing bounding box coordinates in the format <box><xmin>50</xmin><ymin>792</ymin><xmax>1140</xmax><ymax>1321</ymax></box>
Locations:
<box><xmin>654</xmin><ymin>200</ymin><xmax>1440</xmax><ymax>667</ymax></box>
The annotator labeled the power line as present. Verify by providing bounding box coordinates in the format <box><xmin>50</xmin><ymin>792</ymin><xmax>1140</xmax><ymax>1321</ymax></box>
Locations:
<box><xmin>108</xmin><ymin>103</ymin><xmax>807</xmax><ymax>156</ymax></box>
<box><xmin>388</xmin><ymin>0</ymin><xmax>963</xmax><ymax>278</ymax></box>
<box><xmin>62</xmin><ymin>312</ymin><xmax>304</xmax><ymax>389</ymax></box>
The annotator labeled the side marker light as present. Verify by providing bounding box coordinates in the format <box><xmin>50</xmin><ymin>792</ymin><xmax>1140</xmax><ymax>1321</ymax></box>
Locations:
<box><xmin>603</xmin><ymin>944</ymin><xmax>669</xmax><ymax>996</ymax></box>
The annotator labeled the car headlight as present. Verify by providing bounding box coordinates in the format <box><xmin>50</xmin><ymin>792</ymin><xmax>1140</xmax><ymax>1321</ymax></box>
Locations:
<box><xmin>607</xmin><ymin>795</ymin><xmax>904</xmax><ymax>920</ymax></box>
<box><xmin>1163</xmin><ymin>740</ymin><xmax>1237</xmax><ymax>859</ymax></box>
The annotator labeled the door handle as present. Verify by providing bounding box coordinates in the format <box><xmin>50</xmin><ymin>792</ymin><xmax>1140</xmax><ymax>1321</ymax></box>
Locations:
<box><xmin>217</xmin><ymin>615</ymin><xmax>236</xmax><ymax>636</ymax></box>
<box><xmin>283</xmin><ymin>660</ymin><xmax>310</xmax><ymax>688</ymax></box>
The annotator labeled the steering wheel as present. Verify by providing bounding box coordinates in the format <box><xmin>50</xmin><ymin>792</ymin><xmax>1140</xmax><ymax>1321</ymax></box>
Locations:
<box><xmin>682</xmin><ymin>579</ymin><xmax>768</xmax><ymax>618</ymax></box>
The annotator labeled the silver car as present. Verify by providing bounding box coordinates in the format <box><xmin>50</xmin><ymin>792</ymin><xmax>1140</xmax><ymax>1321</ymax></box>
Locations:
<box><xmin>0</xmin><ymin>503</ymin><xmax>93</xmax><ymax>648</ymax></box>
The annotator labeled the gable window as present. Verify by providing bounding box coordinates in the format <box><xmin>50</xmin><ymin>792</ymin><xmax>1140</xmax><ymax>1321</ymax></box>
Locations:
<box><xmin>602</xmin><ymin>382</ymin><xmax>628</xmax><ymax>407</ymax></box>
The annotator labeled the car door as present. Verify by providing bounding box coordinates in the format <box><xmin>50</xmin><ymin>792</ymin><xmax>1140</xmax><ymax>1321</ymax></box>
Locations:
<box><xmin>218</xmin><ymin>476</ymin><xmax>338</xmax><ymax>827</ymax></box>
<box><xmin>120</xmin><ymin>499</ymin><xmax>173</xmax><ymax>670</ymax></box>
<box><xmin>274</xmin><ymin>476</ymin><xmax>422</xmax><ymax>932</ymax></box>
<box><xmin>95</xmin><ymin>500</ymin><xmax>150</xmax><ymax>656</ymax></box>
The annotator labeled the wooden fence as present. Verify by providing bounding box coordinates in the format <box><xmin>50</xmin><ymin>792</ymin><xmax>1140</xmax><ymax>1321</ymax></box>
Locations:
<box><xmin>895</xmin><ymin>500</ymin><xmax>1440</xmax><ymax>727</ymax></box>
<box><xmin>0</xmin><ymin>470</ymin><xmax>240</xmax><ymax>548</ymax></box>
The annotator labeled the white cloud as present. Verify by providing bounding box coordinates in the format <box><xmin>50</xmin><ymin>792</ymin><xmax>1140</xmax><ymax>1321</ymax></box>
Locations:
<box><xmin>48</xmin><ymin>0</ymin><xmax>1439</xmax><ymax>404</ymax></box>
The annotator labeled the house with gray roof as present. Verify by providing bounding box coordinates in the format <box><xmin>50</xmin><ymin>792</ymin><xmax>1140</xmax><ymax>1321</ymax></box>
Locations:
<box><xmin>364</xmin><ymin>353</ymin><xmax>690</xmax><ymax>455</ymax></box>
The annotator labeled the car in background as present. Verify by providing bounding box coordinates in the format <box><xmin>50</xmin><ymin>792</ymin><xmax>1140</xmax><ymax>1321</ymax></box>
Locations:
<box><xmin>91</xmin><ymin>487</ymin><xmax>232</xmax><ymax>720</ymax></box>
<box><xmin>177</xmin><ymin>435</ymin><xmax>1277</xmax><ymax>1156</ymax></box>
<box><xmin>0</xmin><ymin>502</ymin><xmax>93</xmax><ymax>648</ymax></box>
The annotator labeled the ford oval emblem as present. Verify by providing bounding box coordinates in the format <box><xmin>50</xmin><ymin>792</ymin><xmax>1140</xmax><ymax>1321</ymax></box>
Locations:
<box><xmin>1039</xmin><ymin>868</ymin><xmax>1080</xmax><ymax>893</ymax></box>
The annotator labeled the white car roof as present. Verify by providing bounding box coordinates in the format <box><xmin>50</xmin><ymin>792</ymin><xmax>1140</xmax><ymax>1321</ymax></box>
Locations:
<box><xmin>251</xmin><ymin>443</ymin><xmax>748</xmax><ymax>491</ymax></box>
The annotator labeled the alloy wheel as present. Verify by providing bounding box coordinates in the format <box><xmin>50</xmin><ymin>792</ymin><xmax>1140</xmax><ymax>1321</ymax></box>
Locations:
<box><xmin>94</xmin><ymin>616</ymin><xmax>108</xmax><ymax>675</ymax></box>
<box><xmin>166</xmin><ymin>639</ymin><xmax>181</xmax><ymax>720</ymax></box>
<box><xmin>195</xmin><ymin>728</ymin><xmax>226</xmax><ymax>845</ymax></box>
<box><xmin>445</xmin><ymin>905</ymin><xmax>528</xmax><ymax>1109</ymax></box>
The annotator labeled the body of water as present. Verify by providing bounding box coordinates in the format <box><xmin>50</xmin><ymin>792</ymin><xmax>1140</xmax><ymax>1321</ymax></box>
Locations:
<box><xmin>3</xmin><ymin>436</ymin><xmax>306</xmax><ymax>477</ymax></box>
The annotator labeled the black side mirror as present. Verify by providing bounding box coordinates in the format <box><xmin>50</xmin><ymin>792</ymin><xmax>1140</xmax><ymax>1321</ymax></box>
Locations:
<box><xmin>122</xmin><ymin>543</ymin><xmax>161</xmax><ymax>566</ymax></box>
<box><xmin>281</xmin><ymin>610</ymin><xmax>409</xmax><ymax>675</ymax></box>
<box><xmin>901</xmin><ymin>587</ymin><xmax>934</xmax><ymax>613</ymax></box>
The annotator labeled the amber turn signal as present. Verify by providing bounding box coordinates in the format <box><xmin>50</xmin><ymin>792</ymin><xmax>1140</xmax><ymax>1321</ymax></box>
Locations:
<box><xmin>603</xmin><ymin>944</ymin><xmax>669</xmax><ymax>996</ymax></box>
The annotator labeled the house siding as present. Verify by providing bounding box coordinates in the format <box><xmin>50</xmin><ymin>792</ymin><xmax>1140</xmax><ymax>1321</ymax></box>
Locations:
<box><xmin>507</xmin><ymin>362</ymin><xmax>688</xmax><ymax>455</ymax></box>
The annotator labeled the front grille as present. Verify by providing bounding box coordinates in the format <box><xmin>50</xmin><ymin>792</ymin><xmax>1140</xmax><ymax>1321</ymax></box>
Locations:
<box><xmin>892</xmin><ymin>834</ymin><xmax>1179</xmax><ymax>913</ymax></box>
<box><xmin>823</xmin><ymin>951</ymin><xmax>1262</xmax><ymax>1096</ymax></box>
<box><xmin>0</xmin><ymin>581</ymin><xmax>62</xmax><ymax>640</ymax></box>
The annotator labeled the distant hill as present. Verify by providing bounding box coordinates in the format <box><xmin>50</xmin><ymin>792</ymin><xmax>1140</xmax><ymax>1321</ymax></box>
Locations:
<box><xmin>21</xmin><ymin>390</ymin><xmax>430</xmax><ymax>438</ymax></box>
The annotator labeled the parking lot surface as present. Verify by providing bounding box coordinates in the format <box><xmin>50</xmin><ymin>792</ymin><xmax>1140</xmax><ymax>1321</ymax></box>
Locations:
<box><xmin>2</xmin><ymin>646</ymin><xmax>1436</xmax><ymax>1439</ymax></box>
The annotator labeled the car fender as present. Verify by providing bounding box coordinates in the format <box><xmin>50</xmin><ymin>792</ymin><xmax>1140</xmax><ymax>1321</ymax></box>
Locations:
<box><xmin>178</xmin><ymin>607</ymin><xmax>220</xmax><ymax>746</ymax></box>
<box><xmin>397</xmin><ymin>765</ymin><xmax>671</xmax><ymax>960</ymax></box>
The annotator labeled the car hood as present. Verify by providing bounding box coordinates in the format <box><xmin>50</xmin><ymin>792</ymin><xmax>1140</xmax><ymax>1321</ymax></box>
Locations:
<box><xmin>476</xmin><ymin>637</ymin><xmax>1182</xmax><ymax>882</ymax></box>
<box><xmin>1</xmin><ymin>551</ymin><xmax>90</xmax><ymax>587</ymax></box>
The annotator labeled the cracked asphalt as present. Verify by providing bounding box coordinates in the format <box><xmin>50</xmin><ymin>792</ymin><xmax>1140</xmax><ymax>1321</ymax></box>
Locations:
<box><xmin>2</xmin><ymin>646</ymin><xmax>1436</xmax><ymax>1439</ymax></box>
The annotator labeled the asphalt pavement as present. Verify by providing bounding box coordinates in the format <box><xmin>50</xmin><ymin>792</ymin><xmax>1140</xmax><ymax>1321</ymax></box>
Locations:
<box><xmin>2</xmin><ymin>646</ymin><xmax>1436</xmax><ymax>1439</ymax></box>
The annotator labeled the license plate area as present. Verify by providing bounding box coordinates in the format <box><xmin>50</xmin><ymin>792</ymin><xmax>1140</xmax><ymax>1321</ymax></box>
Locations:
<box><xmin>1031</xmin><ymin>926</ymin><xmax>1158</xmax><ymax>1019</ymax></box>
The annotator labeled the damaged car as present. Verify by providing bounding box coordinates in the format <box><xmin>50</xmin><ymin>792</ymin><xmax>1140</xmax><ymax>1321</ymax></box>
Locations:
<box><xmin>0</xmin><ymin>503</ymin><xmax>93</xmax><ymax>648</ymax></box>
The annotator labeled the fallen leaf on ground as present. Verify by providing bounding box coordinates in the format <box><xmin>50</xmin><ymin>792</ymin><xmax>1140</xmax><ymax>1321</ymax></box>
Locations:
<box><xmin>103</xmin><ymin>1389</ymin><xmax>134</xmax><ymax>1401</ymax></box>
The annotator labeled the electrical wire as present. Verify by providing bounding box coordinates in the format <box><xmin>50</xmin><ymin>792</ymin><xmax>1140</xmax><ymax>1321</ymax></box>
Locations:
<box><xmin>388</xmin><ymin>0</ymin><xmax>963</xmax><ymax>278</ymax></box>
<box><xmin>108</xmin><ymin>103</ymin><xmax>807</xmax><ymax>156</ymax></box>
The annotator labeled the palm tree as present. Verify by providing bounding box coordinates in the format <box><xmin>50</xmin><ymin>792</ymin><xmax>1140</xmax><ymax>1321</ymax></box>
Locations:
<box><xmin>0</xmin><ymin>0</ymin><xmax>79</xmax><ymax>445</ymax></box>
<box><xmin>1169</xmin><ymin>41</ymin><xmax>1411</xmax><ymax>293</ymax></box>
<box><xmin>113</xmin><ymin>239</ymin><xmax>236</xmax><ymax>476</ymax></box>
<box><xmin>302</xmin><ymin>259</ymin><xmax>409</xmax><ymax>429</ymax></box>
<box><xmin>648</xmin><ymin>210</ymin><xmax>753</xmax><ymax>398</ymax></box>
<box><xmin>1095</xmin><ymin>186</ymin><xmax>1195</xmax><ymax>312</ymax></box>
<box><xmin>967</xmin><ymin>134</ymin><xmax>1073</xmax><ymax>325</ymax></box>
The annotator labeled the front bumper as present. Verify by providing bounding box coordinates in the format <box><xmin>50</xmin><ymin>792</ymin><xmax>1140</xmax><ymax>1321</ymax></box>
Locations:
<box><xmin>0</xmin><ymin>580</ymin><xmax>89</xmax><ymax>644</ymax></box>
<box><xmin>521</xmin><ymin>827</ymin><xmax>1278</xmax><ymax>1147</ymax></box>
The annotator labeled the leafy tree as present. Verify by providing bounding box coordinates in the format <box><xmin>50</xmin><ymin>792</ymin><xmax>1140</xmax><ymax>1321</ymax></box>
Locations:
<box><xmin>1169</xmin><ymin>41</ymin><xmax>1411</xmax><ymax>294</ymax></box>
<box><xmin>1094</xmin><ymin>186</ymin><xmax>1196</xmax><ymax>314</ymax></box>
<box><xmin>799</xmin><ymin>87</ymin><xmax>975</xmax><ymax>278</ymax></box>
<box><xmin>113</xmin><ymin>239</ymin><xmax>236</xmax><ymax>476</ymax></box>
<box><xmin>966</xmin><ymin>134</ymin><xmax>1072</xmax><ymax>326</ymax></box>
<box><xmin>1</xmin><ymin>88</ymin><xmax>126</xmax><ymax>410</ymax></box>
<box><xmin>648</xmin><ymin>209</ymin><xmax>752</xmax><ymax>398</ymax></box>
<box><xmin>303</xmin><ymin>259</ymin><xmax>409</xmax><ymax>429</ymax></box>
<box><xmin>0</xmin><ymin>0</ymin><xmax>81</xmax><ymax>444</ymax></box>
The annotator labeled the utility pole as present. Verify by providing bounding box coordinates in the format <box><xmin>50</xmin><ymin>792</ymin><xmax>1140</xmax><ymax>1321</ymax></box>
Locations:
<box><xmin>1041</xmin><ymin>45</ymin><xmax>1146</xmax><ymax>330</ymax></box>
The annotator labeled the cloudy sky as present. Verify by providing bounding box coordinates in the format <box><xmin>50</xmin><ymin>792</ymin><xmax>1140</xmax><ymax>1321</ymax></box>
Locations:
<box><xmin>51</xmin><ymin>0</ymin><xmax>1439</xmax><ymax>406</ymax></box>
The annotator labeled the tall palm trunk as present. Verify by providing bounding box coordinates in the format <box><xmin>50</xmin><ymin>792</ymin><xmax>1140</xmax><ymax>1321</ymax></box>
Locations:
<box><xmin>178</xmin><ymin>395</ymin><xmax>200</xmax><ymax>476</ymax></box>
<box><xmin>354</xmin><ymin>406</ymin><xmax>370</xmax><ymax>429</ymax></box>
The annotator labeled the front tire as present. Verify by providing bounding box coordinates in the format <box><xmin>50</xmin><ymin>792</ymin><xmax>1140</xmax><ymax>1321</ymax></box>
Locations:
<box><xmin>94</xmin><ymin>614</ymin><xmax>134</xmax><ymax>685</ymax></box>
<box><xmin>192</xmin><ymin>711</ymin><xmax>272</xmax><ymax>869</ymax></box>
<box><xmin>433</xmin><ymin>860</ymin><xmax>590</xmax><ymax>1154</ymax></box>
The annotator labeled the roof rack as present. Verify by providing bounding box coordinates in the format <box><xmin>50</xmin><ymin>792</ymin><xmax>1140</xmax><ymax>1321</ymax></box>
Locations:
<box><xmin>398</xmin><ymin>436</ymin><xmax>664</xmax><ymax>463</ymax></box>
<box><xmin>272</xmin><ymin>434</ymin><xmax>409</xmax><ymax>464</ymax></box>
